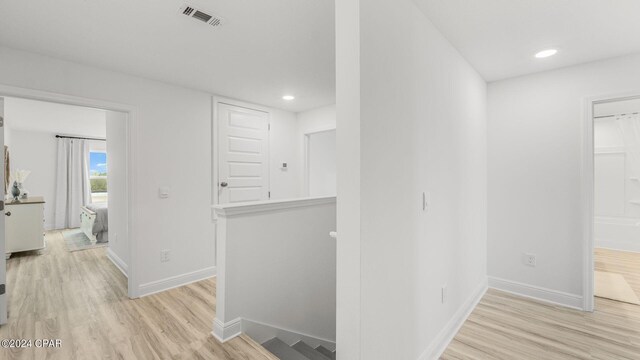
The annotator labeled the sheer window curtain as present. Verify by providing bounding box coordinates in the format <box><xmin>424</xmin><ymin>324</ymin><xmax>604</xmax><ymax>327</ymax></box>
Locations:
<box><xmin>54</xmin><ymin>138</ymin><xmax>91</xmax><ymax>229</ymax></box>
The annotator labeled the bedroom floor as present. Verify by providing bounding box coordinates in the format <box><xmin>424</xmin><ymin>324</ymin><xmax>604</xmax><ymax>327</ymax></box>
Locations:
<box><xmin>595</xmin><ymin>247</ymin><xmax>640</xmax><ymax>302</ymax></box>
<box><xmin>1</xmin><ymin>229</ymin><xmax>276</xmax><ymax>360</ymax></box>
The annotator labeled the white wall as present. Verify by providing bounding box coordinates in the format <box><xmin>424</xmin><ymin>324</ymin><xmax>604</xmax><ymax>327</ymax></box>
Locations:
<box><xmin>488</xmin><ymin>53</ymin><xmax>640</xmax><ymax>301</ymax></box>
<box><xmin>0</xmin><ymin>46</ymin><xmax>218</xmax><ymax>289</ymax></box>
<box><xmin>8</xmin><ymin>130</ymin><xmax>56</xmax><ymax>228</ymax></box>
<box><xmin>214</xmin><ymin>197</ymin><xmax>336</xmax><ymax>342</ymax></box>
<box><xmin>308</xmin><ymin>130</ymin><xmax>336</xmax><ymax>197</ymax></box>
<box><xmin>5</xmin><ymin>97</ymin><xmax>107</xmax><ymax>137</ymax></box>
<box><xmin>298</xmin><ymin>105</ymin><xmax>336</xmax><ymax>133</ymax></box>
<box><xmin>0</xmin><ymin>45</ymin><xmax>308</xmax><ymax>293</ymax></box>
<box><xmin>337</xmin><ymin>1</ymin><xmax>488</xmax><ymax>359</ymax></box>
<box><xmin>106</xmin><ymin>111</ymin><xmax>129</xmax><ymax>273</ymax></box>
<box><xmin>268</xmin><ymin>108</ymin><xmax>301</xmax><ymax>199</ymax></box>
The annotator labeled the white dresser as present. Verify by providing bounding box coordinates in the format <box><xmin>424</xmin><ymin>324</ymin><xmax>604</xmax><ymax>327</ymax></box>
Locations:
<box><xmin>5</xmin><ymin>196</ymin><xmax>45</xmax><ymax>259</ymax></box>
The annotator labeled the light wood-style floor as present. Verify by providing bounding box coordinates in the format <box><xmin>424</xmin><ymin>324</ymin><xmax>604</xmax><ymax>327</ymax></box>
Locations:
<box><xmin>442</xmin><ymin>248</ymin><xmax>640</xmax><ymax>359</ymax></box>
<box><xmin>595</xmin><ymin>248</ymin><xmax>640</xmax><ymax>299</ymax></box>
<box><xmin>0</xmin><ymin>230</ymin><xmax>277</xmax><ymax>360</ymax></box>
<box><xmin>8</xmin><ymin>233</ymin><xmax>640</xmax><ymax>359</ymax></box>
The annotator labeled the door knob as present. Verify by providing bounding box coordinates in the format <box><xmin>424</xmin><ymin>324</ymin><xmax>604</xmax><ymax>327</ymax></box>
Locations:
<box><xmin>220</xmin><ymin>182</ymin><xmax>228</xmax><ymax>188</ymax></box>
<box><xmin>5</xmin><ymin>211</ymin><xmax>11</xmax><ymax>216</ymax></box>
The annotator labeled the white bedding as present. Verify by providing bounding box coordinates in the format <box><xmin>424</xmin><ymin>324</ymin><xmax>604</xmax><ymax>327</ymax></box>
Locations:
<box><xmin>80</xmin><ymin>203</ymin><xmax>108</xmax><ymax>243</ymax></box>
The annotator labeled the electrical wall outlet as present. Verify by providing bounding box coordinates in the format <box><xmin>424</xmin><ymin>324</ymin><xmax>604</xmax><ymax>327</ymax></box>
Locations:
<box><xmin>159</xmin><ymin>187</ymin><xmax>170</xmax><ymax>199</ymax></box>
<box><xmin>524</xmin><ymin>253</ymin><xmax>537</xmax><ymax>267</ymax></box>
<box><xmin>160</xmin><ymin>250</ymin><xmax>170</xmax><ymax>263</ymax></box>
<box><xmin>441</xmin><ymin>284</ymin><xmax>448</xmax><ymax>304</ymax></box>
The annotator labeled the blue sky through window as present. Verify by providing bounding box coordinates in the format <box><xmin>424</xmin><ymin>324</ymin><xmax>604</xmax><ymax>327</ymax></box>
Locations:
<box><xmin>90</xmin><ymin>152</ymin><xmax>107</xmax><ymax>176</ymax></box>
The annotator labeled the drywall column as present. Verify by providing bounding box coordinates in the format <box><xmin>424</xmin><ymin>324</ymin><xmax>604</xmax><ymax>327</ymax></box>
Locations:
<box><xmin>336</xmin><ymin>0</ymin><xmax>361</xmax><ymax>359</ymax></box>
<box><xmin>336</xmin><ymin>0</ymin><xmax>488</xmax><ymax>359</ymax></box>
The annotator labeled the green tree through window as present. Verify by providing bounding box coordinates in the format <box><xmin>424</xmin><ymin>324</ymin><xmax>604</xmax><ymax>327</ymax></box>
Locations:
<box><xmin>89</xmin><ymin>152</ymin><xmax>107</xmax><ymax>194</ymax></box>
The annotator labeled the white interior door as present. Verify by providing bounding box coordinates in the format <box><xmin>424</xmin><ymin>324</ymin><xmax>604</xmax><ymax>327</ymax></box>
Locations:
<box><xmin>218</xmin><ymin>103</ymin><xmax>269</xmax><ymax>204</ymax></box>
<box><xmin>0</xmin><ymin>97</ymin><xmax>6</xmax><ymax>325</ymax></box>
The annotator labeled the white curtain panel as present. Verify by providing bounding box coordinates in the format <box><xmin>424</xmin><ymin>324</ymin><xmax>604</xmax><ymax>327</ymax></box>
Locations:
<box><xmin>54</xmin><ymin>138</ymin><xmax>91</xmax><ymax>229</ymax></box>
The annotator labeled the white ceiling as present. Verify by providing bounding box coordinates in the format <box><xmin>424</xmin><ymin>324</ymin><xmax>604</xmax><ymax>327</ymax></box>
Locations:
<box><xmin>0</xmin><ymin>0</ymin><xmax>335</xmax><ymax>112</ymax></box>
<box><xmin>5</xmin><ymin>97</ymin><xmax>106</xmax><ymax>138</ymax></box>
<box><xmin>4</xmin><ymin>1</ymin><xmax>638</xmax><ymax>102</ymax></box>
<box><xmin>414</xmin><ymin>0</ymin><xmax>640</xmax><ymax>82</ymax></box>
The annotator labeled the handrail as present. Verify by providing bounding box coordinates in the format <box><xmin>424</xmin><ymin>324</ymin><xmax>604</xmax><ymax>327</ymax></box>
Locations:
<box><xmin>213</xmin><ymin>196</ymin><xmax>336</xmax><ymax>217</ymax></box>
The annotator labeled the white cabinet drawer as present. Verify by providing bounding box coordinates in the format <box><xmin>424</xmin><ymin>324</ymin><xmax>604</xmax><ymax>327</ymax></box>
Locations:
<box><xmin>5</xmin><ymin>199</ymin><xmax>45</xmax><ymax>255</ymax></box>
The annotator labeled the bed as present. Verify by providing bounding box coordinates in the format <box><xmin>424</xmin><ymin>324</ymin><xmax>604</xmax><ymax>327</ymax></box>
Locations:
<box><xmin>80</xmin><ymin>203</ymin><xmax>108</xmax><ymax>244</ymax></box>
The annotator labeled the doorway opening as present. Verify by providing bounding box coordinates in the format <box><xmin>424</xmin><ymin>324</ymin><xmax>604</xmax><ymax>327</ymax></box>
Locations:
<box><xmin>0</xmin><ymin>87</ymin><xmax>135</xmax><ymax>326</ymax></box>
<box><xmin>304</xmin><ymin>128</ymin><xmax>336</xmax><ymax>197</ymax></box>
<box><xmin>587</xmin><ymin>94</ymin><xmax>640</xmax><ymax>310</ymax></box>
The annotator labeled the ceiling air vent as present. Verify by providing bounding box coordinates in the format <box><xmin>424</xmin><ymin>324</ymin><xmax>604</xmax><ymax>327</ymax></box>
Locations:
<box><xmin>179</xmin><ymin>5</ymin><xmax>223</xmax><ymax>28</ymax></box>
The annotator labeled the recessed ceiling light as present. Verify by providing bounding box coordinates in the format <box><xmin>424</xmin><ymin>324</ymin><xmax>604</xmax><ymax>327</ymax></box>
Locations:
<box><xmin>535</xmin><ymin>49</ymin><xmax>558</xmax><ymax>58</ymax></box>
<box><xmin>282</xmin><ymin>95</ymin><xmax>295</xmax><ymax>101</ymax></box>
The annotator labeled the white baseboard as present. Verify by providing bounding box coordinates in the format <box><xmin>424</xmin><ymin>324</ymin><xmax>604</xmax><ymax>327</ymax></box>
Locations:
<box><xmin>107</xmin><ymin>248</ymin><xmax>128</xmax><ymax>278</ymax></box>
<box><xmin>242</xmin><ymin>318</ymin><xmax>336</xmax><ymax>351</ymax></box>
<box><xmin>211</xmin><ymin>317</ymin><xmax>336</xmax><ymax>351</ymax></box>
<box><xmin>212</xmin><ymin>317</ymin><xmax>242</xmax><ymax>343</ymax></box>
<box><xmin>138</xmin><ymin>266</ymin><xmax>217</xmax><ymax>297</ymax></box>
<box><xmin>488</xmin><ymin>276</ymin><xmax>583</xmax><ymax>310</ymax></box>
<box><xmin>418</xmin><ymin>278</ymin><xmax>488</xmax><ymax>360</ymax></box>
<box><xmin>596</xmin><ymin>239</ymin><xmax>640</xmax><ymax>253</ymax></box>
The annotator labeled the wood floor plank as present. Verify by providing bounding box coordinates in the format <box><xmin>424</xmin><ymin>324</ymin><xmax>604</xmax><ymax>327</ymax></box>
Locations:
<box><xmin>0</xmin><ymin>230</ymin><xmax>274</xmax><ymax>359</ymax></box>
<box><xmin>442</xmin><ymin>248</ymin><xmax>640</xmax><ymax>359</ymax></box>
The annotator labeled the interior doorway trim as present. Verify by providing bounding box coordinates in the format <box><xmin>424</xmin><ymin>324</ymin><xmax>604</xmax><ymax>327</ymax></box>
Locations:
<box><xmin>582</xmin><ymin>90</ymin><xmax>640</xmax><ymax>312</ymax></box>
<box><xmin>303</xmin><ymin>126</ymin><xmax>336</xmax><ymax>197</ymax></box>
<box><xmin>0</xmin><ymin>83</ymin><xmax>139</xmax><ymax>298</ymax></box>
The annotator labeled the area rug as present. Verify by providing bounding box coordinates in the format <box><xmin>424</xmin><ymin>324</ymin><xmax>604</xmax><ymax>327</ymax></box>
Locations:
<box><xmin>63</xmin><ymin>228</ymin><xmax>107</xmax><ymax>252</ymax></box>
<box><xmin>595</xmin><ymin>271</ymin><xmax>640</xmax><ymax>305</ymax></box>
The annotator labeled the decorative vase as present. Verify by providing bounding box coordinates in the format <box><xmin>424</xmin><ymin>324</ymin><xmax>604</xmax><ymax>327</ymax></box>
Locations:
<box><xmin>11</xmin><ymin>181</ymin><xmax>20</xmax><ymax>201</ymax></box>
<box><xmin>17</xmin><ymin>182</ymin><xmax>28</xmax><ymax>199</ymax></box>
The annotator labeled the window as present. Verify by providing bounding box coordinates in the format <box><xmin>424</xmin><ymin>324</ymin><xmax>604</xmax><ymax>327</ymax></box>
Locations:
<box><xmin>89</xmin><ymin>151</ymin><xmax>107</xmax><ymax>203</ymax></box>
